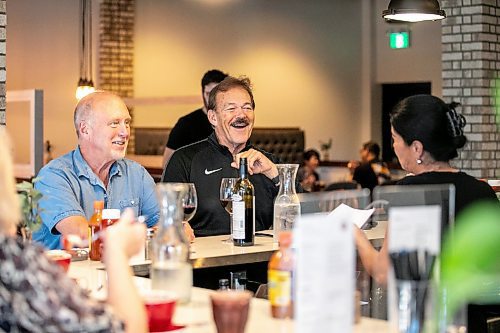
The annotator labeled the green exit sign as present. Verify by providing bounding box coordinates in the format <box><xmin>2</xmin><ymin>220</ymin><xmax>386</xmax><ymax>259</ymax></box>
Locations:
<box><xmin>389</xmin><ymin>32</ymin><xmax>410</xmax><ymax>49</ymax></box>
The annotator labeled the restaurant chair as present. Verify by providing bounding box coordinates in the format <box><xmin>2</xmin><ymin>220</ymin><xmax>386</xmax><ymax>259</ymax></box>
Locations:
<box><xmin>324</xmin><ymin>181</ymin><xmax>360</xmax><ymax>191</ymax></box>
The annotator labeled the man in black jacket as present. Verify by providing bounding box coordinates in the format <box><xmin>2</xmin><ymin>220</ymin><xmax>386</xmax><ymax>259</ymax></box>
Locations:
<box><xmin>161</xmin><ymin>76</ymin><xmax>281</xmax><ymax>236</ymax></box>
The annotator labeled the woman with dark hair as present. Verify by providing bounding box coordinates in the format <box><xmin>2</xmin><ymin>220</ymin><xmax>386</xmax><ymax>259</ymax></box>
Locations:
<box><xmin>297</xmin><ymin>149</ymin><xmax>322</xmax><ymax>191</ymax></box>
<box><xmin>355</xmin><ymin>95</ymin><xmax>498</xmax><ymax>284</ymax></box>
<box><xmin>390</xmin><ymin>95</ymin><xmax>495</xmax><ymax>213</ymax></box>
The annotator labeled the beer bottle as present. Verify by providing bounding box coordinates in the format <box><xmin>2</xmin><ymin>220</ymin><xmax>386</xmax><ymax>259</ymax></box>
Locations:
<box><xmin>232</xmin><ymin>157</ymin><xmax>255</xmax><ymax>246</ymax></box>
<box><xmin>88</xmin><ymin>200</ymin><xmax>104</xmax><ymax>261</ymax></box>
<box><xmin>268</xmin><ymin>231</ymin><xmax>294</xmax><ymax>318</ymax></box>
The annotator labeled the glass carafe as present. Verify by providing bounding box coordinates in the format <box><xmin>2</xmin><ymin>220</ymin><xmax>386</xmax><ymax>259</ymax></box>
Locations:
<box><xmin>151</xmin><ymin>182</ymin><xmax>192</xmax><ymax>303</ymax></box>
<box><xmin>273</xmin><ymin>164</ymin><xmax>301</xmax><ymax>242</ymax></box>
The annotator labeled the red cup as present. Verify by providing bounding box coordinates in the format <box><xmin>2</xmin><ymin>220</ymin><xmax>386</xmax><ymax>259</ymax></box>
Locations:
<box><xmin>142</xmin><ymin>290</ymin><xmax>177</xmax><ymax>332</ymax></box>
<box><xmin>46</xmin><ymin>250</ymin><xmax>72</xmax><ymax>273</ymax></box>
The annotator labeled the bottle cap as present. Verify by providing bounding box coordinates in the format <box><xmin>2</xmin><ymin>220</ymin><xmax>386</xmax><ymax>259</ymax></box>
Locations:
<box><xmin>278</xmin><ymin>231</ymin><xmax>292</xmax><ymax>247</ymax></box>
<box><xmin>102</xmin><ymin>209</ymin><xmax>120</xmax><ymax>220</ymax></box>
<box><xmin>93</xmin><ymin>200</ymin><xmax>104</xmax><ymax>210</ymax></box>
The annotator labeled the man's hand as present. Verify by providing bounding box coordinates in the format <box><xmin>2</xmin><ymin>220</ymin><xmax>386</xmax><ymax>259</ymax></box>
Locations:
<box><xmin>55</xmin><ymin>216</ymin><xmax>89</xmax><ymax>241</ymax></box>
<box><xmin>347</xmin><ymin>160</ymin><xmax>360</xmax><ymax>174</ymax></box>
<box><xmin>231</xmin><ymin>148</ymin><xmax>278</xmax><ymax>180</ymax></box>
<box><xmin>183</xmin><ymin>221</ymin><xmax>195</xmax><ymax>243</ymax></box>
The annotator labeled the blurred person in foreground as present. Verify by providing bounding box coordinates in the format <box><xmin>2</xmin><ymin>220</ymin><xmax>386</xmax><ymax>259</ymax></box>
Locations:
<box><xmin>0</xmin><ymin>128</ymin><xmax>147</xmax><ymax>332</ymax></box>
<box><xmin>33</xmin><ymin>91</ymin><xmax>194</xmax><ymax>250</ymax></box>
<box><xmin>348</xmin><ymin>141</ymin><xmax>391</xmax><ymax>191</ymax></box>
<box><xmin>162</xmin><ymin>69</ymin><xmax>228</xmax><ymax>167</ymax></box>
<box><xmin>297</xmin><ymin>149</ymin><xmax>323</xmax><ymax>192</ymax></box>
<box><xmin>354</xmin><ymin>95</ymin><xmax>498</xmax><ymax>285</ymax></box>
<box><xmin>162</xmin><ymin>76</ymin><xmax>286</xmax><ymax>236</ymax></box>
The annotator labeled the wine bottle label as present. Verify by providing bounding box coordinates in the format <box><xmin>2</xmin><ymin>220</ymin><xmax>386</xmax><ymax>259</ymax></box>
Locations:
<box><xmin>232</xmin><ymin>200</ymin><xmax>245</xmax><ymax>240</ymax></box>
<box><xmin>253</xmin><ymin>196</ymin><xmax>256</xmax><ymax>235</ymax></box>
<box><xmin>268</xmin><ymin>269</ymin><xmax>292</xmax><ymax>306</ymax></box>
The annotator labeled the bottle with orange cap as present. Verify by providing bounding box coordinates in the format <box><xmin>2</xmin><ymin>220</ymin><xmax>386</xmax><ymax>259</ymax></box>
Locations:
<box><xmin>268</xmin><ymin>231</ymin><xmax>294</xmax><ymax>319</ymax></box>
<box><xmin>88</xmin><ymin>200</ymin><xmax>104</xmax><ymax>261</ymax></box>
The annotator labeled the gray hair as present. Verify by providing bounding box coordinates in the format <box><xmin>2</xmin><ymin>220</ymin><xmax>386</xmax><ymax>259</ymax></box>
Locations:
<box><xmin>73</xmin><ymin>90</ymin><xmax>117</xmax><ymax>137</ymax></box>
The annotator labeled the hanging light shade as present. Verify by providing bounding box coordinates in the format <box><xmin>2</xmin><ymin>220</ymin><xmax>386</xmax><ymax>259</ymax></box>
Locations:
<box><xmin>76</xmin><ymin>0</ymin><xmax>95</xmax><ymax>100</ymax></box>
<box><xmin>382</xmin><ymin>0</ymin><xmax>446</xmax><ymax>23</ymax></box>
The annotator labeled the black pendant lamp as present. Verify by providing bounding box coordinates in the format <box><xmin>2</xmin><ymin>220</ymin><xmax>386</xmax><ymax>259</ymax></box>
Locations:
<box><xmin>76</xmin><ymin>0</ymin><xmax>95</xmax><ymax>100</ymax></box>
<box><xmin>383</xmin><ymin>0</ymin><xmax>446</xmax><ymax>23</ymax></box>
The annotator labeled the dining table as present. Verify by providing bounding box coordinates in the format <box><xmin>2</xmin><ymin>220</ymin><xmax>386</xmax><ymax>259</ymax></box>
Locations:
<box><xmin>108</xmin><ymin>221</ymin><xmax>386</xmax><ymax>277</ymax></box>
<box><xmin>68</xmin><ymin>258</ymin><xmax>394</xmax><ymax>333</ymax></box>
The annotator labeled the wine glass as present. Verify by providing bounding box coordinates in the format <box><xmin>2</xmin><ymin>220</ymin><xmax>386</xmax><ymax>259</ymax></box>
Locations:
<box><xmin>220</xmin><ymin>178</ymin><xmax>237</xmax><ymax>243</ymax></box>
<box><xmin>182</xmin><ymin>183</ymin><xmax>197</xmax><ymax>223</ymax></box>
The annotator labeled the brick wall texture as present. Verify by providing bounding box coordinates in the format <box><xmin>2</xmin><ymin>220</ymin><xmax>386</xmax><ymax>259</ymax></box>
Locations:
<box><xmin>0</xmin><ymin>0</ymin><xmax>6</xmax><ymax>126</ymax></box>
<box><xmin>99</xmin><ymin>0</ymin><xmax>136</xmax><ymax>152</ymax></box>
<box><xmin>441</xmin><ymin>0</ymin><xmax>500</xmax><ymax>178</ymax></box>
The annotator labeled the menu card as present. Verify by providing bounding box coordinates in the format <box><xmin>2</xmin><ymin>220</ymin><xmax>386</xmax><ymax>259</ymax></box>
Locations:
<box><xmin>328</xmin><ymin>203</ymin><xmax>375</xmax><ymax>229</ymax></box>
<box><xmin>294</xmin><ymin>213</ymin><xmax>354</xmax><ymax>333</ymax></box>
<box><xmin>388</xmin><ymin>205</ymin><xmax>441</xmax><ymax>255</ymax></box>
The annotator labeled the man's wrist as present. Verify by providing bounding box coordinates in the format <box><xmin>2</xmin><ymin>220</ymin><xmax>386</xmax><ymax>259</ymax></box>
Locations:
<box><xmin>271</xmin><ymin>175</ymin><xmax>280</xmax><ymax>187</ymax></box>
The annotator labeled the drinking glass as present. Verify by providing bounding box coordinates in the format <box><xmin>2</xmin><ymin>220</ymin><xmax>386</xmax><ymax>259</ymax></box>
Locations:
<box><xmin>182</xmin><ymin>183</ymin><xmax>197</xmax><ymax>223</ymax></box>
<box><xmin>220</xmin><ymin>178</ymin><xmax>237</xmax><ymax>243</ymax></box>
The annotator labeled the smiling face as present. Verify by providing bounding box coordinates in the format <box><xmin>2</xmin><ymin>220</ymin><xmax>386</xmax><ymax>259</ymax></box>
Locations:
<box><xmin>79</xmin><ymin>94</ymin><xmax>131</xmax><ymax>166</ymax></box>
<box><xmin>208</xmin><ymin>87</ymin><xmax>255</xmax><ymax>154</ymax></box>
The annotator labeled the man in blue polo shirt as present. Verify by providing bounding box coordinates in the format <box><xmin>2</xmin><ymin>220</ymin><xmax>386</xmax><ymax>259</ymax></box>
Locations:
<box><xmin>33</xmin><ymin>91</ymin><xmax>162</xmax><ymax>249</ymax></box>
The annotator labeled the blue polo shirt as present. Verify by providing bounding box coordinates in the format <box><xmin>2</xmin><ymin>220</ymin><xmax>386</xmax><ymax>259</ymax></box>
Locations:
<box><xmin>32</xmin><ymin>147</ymin><xmax>159</xmax><ymax>249</ymax></box>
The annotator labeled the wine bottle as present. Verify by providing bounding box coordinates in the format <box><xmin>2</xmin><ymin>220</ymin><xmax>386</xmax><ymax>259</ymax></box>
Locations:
<box><xmin>232</xmin><ymin>157</ymin><xmax>255</xmax><ymax>246</ymax></box>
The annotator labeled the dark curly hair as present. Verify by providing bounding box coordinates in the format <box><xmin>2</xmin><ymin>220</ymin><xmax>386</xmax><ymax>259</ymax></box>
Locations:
<box><xmin>390</xmin><ymin>95</ymin><xmax>467</xmax><ymax>162</ymax></box>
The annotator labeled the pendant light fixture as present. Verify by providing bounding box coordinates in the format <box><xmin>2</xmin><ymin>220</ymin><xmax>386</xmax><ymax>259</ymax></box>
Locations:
<box><xmin>76</xmin><ymin>0</ymin><xmax>95</xmax><ymax>100</ymax></box>
<box><xmin>383</xmin><ymin>0</ymin><xmax>446</xmax><ymax>23</ymax></box>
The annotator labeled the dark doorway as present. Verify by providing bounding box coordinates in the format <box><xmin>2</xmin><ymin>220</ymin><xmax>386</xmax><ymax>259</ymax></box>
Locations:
<box><xmin>381</xmin><ymin>82</ymin><xmax>432</xmax><ymax>162</ymax></box>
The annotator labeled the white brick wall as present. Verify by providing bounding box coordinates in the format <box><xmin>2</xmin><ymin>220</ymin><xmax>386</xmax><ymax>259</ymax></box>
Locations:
<box><xmin>442</xmin><ymin>0</ymin><xmax>500</xmax><ymax>178</ymax></box>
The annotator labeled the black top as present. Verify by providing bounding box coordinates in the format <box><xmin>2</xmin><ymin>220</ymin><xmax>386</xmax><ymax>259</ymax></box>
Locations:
<box><xmin>162</xmin><ymin>133</ymin><xmax>280</xmax><ymax>236</ymax></box>
<box><xmin>397</xmin><ymin>171</ymin><xmax>498</xmax><ymax>216</ymax></box>
<box><xmin>166</xmin><ymin>108</ymin><xmax>214</xmax><ymax>150</ymax></box>
<box><xmin>353</xmin><ymin>162</ymin><xmax>378</xmax><ymax>192</ymax></box>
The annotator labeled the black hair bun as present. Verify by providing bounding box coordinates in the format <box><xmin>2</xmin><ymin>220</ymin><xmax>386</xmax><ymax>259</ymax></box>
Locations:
<box><xmin>453</xmin><ymin>134</ymin><xmax>467</xmax><ymax>149</ymax></box>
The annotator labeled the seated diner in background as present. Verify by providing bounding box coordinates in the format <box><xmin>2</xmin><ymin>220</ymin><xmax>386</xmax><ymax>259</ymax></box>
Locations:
<box><xmin>33</xmin><ymin>91</ymin><xmax>194</xmax><ymax>249</ymax></box>
<box><xmin>162</xmin><ymin>76</ymin><xmax>286</xmax><ymax>236</ymax></box>
<box><xmin>348</xmin><ymin>141</ymin><xmax>391</xmax><ymax>192</ymax></box>
<box><xmin>297</xmin><ymin>149</ymin><xmax>324</xmax><ymax>192</ymax></box>
<box><xmin>355</xmin><ymin>95</ymin><xmax>499</xmax><ymax>285</ymax></box>
<box><xmin>0</xmin><ymin>128</ymin><xmax>148</xmax><ymax>333</ymax></box>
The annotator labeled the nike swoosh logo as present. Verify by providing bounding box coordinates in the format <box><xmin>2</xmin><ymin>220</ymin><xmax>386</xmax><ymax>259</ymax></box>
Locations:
<box><xmin>204</xmin><ymin>168</ymin><xmax>222</xmax><ymax>175</ymax></box>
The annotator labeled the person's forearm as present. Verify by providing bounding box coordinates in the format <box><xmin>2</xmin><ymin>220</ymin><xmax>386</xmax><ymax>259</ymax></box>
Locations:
<box><xmin>354</xmin><ymin>227</ymin><xmax>388</xmax><ymax>285</ymax></box>
<box><xmin>55</xmin><ymin>216</ymin><xmax>88</xmax><ymax>238</ymax></box>
<box><xmin>105</xmin><ymin>249</ymin><xmax>147</xmax><ymax>333</ymax></box>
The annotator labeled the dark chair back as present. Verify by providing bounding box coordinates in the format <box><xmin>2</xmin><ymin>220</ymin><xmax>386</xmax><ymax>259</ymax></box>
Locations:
<box><xmin>324</xmin><ymin>181</ymin><xmax>360</xmax><ymax>191</ymax></box>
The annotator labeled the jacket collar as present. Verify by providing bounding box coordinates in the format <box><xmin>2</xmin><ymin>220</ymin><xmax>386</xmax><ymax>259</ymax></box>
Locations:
<box><xmin>207</xmin><ymin>132</ymin><xmax>254</xmax><ymax>157</ymax></box>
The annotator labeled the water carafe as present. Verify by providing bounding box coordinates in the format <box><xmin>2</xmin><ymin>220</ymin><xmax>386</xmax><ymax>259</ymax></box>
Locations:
<box><xmin>151</xmin><ymin>182</ymin><xmax>192</xmax><ymax>303</ymax></box>
<box><xmin>273</xmin><ymin>164</ymin><xmax>301</xmax><ymax>242</ymax></box>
